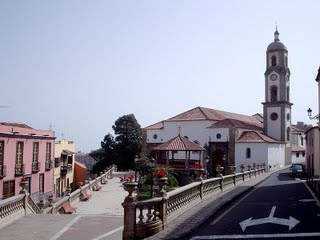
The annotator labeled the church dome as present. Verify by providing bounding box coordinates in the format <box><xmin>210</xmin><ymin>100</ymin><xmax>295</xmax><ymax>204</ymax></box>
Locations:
<box><xmin>267</xmin><ymin>29</ymin><xmax>287</xmax><ymax>51</ymax></box>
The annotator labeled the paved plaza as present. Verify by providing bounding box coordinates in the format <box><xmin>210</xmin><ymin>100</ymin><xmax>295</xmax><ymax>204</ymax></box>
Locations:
<box><xmin>0</xmin><ymin>174</ymin><xmax>127</xmax><ymax>240</ymax></box>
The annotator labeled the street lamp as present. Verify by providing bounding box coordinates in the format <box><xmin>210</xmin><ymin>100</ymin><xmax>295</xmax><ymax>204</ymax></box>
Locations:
<box><xmin>307</xmin><ymin>107</ymin><xmax>319</xmax><ymax>120</ymax></box>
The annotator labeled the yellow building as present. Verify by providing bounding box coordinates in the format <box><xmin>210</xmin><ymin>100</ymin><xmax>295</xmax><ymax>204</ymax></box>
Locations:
<box><xmin>54</xmin><ymin>139</ymin><xmax>75</xmax><ymax>198</ymax></box>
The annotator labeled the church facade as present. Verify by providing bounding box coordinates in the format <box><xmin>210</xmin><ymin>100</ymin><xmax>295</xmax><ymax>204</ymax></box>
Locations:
<box><xmin>144</xmin><ymin>30</ymin><xmax>298</xmax><ymax>175</ymax></box>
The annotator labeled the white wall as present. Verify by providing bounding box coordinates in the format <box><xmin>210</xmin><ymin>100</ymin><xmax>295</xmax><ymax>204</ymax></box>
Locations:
<box><xmin>267</xmin><ymin>144</ymin><xmax>285</xmax><ymax>169</ymax></box>
<box><xmin>235</xmin><ymin>143</ymin><xmax>268</xmax><ymax>172</ymax></box>
<box><xmin>146</xmin><ymin>120</ymin><xmax>229</xmax><ymax>146</ymax></box>
<box><xmin>291</xmin><ymin>152</ymin><xmax>305</xmax><ymax>164</ymax></box>
<box><xmin>235</xmin><ymin>143</ymin><xmax>285</xmax><ymax>172</ymax></box>
<box><xmin>266</xmin><ymin>107</ymin><xmax>281</xmax><ymax>140</ymax></box>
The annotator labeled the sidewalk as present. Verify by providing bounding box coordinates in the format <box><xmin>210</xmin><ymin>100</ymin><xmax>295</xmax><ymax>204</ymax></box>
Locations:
<box><xmin>147</xmin><ymin>168</ymin><xmax>287</xmax><ymax>240</ymax></box>
<box><xmin>0</xmin><ymin>173</ymin><xmax>128</xmax><ymax>240</ymax></box>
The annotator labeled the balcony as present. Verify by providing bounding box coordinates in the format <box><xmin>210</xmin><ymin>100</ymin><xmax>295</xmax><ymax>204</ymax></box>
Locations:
<box><xmin>45</xmin><ymin>159</ymin><xmax>53</xmax><ymax>171</ymax></box>
<box><xmin>0</xmin><ymin>165</ymin><xmax>6</xmax><ymax>178</ymax></box>
<box><xmin>15</xmin><ymin>163</ymin><xmax>25</xmax><ymax>176</ymax></box>
<box><xmin>60</xmin><ymin>165</ymin><xmax>68</xmax><ymax>176</ymax></box>
<box><xmin>32</xmin><ymin>161</ymin><xmax>40</xmax><ymax>173</ymax></box>
<box><xmin>55</xmin><ymin>158</ymin><xmax>61</xmax><ymax>168</ymax></box>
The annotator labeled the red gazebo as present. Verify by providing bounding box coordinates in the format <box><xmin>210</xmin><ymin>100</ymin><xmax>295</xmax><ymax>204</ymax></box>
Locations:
<box><xmin>152</xmin><ymin>134</ymin><xmax>205</xmax><ymax>172</ymax></box>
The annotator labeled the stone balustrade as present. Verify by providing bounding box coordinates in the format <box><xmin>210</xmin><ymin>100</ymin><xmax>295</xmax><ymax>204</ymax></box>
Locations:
<box><xmin>122</xmin><ymin>167</ymin><xmax>266</xmax><ymax>240</ymax></box>
<box><xmin>48</xmin><ymin>165</ymin><xmax>114</xmax><ymax>214</ymax></box>
<box><xmin>0</xmin><ymin>191</ymin><xmax>41</xmax><ymax>229</ymax></box>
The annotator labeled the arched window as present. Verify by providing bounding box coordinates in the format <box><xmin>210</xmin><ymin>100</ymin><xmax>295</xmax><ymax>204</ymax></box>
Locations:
<box><xmin>270</xmin><ymin>86</ymin><xmax>278</xmax><ymax>102</ymax></box>
<box><xmin>301</xmin><ymin>136</ymin><xmax>304</xmax><ymax>146</ymax></box>
<box><xmin>286</xmin><ymin>86</ymin><xmax>290</xmax><ymax>102</ymax></box>
<box><xmin>287</xmin><ymin>127</ymin><xmax>290</xmax><ymax>141</ymax></box>
<box><xmin>246</xmin><ymin>148</ymin><xmax>251</xmax><ymax>159</ymax></box>
<box><xmin>285</xmin><ymin>55</ymin><xmax>288</xmax><ymax>66</ymax></box>
<box><xmin>271</xmin><ymin>56</ymin><xmax>277</xmax><ymax>66</ymax></box>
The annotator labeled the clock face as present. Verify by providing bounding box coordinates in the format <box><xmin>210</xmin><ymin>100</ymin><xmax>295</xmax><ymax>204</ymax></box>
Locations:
<box><xmin>270</xmin><ymin>74</ymin><xmax>278</xmax><ymax>81</ymax></box>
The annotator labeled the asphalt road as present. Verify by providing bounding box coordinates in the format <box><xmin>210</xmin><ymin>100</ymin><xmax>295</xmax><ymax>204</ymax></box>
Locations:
<box><xmin>187</xmin><ymin>169</ymin><xmax>320</xmax><ymax>240</ymax></box>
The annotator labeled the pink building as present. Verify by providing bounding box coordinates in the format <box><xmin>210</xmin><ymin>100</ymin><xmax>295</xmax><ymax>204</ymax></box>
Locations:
<box><xmin>0</xmin><ymin>122</ymin><xmax>55</xmax><ymax>201</ymax></box>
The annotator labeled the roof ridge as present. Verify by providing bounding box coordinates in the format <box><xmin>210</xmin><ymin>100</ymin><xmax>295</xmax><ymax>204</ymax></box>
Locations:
<box><xmin>198</xmin><ymin>106</ymin><xmax>210</xmax><ymax>120</ymax></box>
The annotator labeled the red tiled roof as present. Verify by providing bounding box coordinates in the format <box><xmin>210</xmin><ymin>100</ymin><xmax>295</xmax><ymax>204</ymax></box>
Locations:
<box><xmin>145</xmin><ymin>107</ymin><xmax>262</xmax><ymax>129</ymax></box>
<box><xmin>236</xmin><ymin>130</ymin><xmax>279</xmax><ymax>143</ymax></box>
<box><xmin>208</xmin><ymin>118</ymin><xmax>262</xmax><ymax>130</ymax></box>
<box><xmin>252</xmin><ymin>113</ymin><xmax>263</xmax><ymax>123</ymax></box>
<box><xmin>153</xmin><ymin>135</ymin><xmax>204</xmax><ymax>151</ymax></box>
<box><xmin>144</xmin><ymin>121</ymin><xmax>164</xmax><ymax>130</ymax></box>
<box><xmin>0</xmin><ymin>122</ymin><xmax>33</xmax><ymax>129</ymax></box>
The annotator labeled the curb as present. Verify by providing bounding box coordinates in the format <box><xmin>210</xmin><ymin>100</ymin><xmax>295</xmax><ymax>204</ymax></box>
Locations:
<box><xmin>147</xmin><ymin>167</ymin><xmax>288</xmax><ymax>240</ymax></box>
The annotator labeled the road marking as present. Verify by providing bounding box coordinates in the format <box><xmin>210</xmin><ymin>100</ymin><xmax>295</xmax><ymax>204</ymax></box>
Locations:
<box><xmin>239</xmin><ymin>206</ymin><xmax>299</xmax><ymax>232</ymax></box>
<box><xmin>210</xmin><ymin>185</ymin><xmax>259</xmax><ymax>226</ymax></box>
<box><xmin>190</xmin><ymin>232</ymin><xmax>320</xmax><ymax>239</ymax></box>
<box><xmin>49</xmin><ymin>215</ymin><xmax>82</xmax><ymax>240</ymax></box>
<box><xmin>298</xmin><ymin>199</ymin><xmax>316</xmax><ymax>203</ymax></box>
<box><xmin>90</xmin><ymin>226</ymin><xmax>123</xmax><ymax>240</ymax></box>
<box><xmin>303</xmin><ymin>181</ymin><xmax>320</xmax><ymax>207</ymax></box>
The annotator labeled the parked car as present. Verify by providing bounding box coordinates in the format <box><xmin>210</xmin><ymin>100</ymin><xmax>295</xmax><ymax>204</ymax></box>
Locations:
<box><xmin>290</xmin><ymin>163</ymin><xmax>305</xmax><ymax>178</ymax></box>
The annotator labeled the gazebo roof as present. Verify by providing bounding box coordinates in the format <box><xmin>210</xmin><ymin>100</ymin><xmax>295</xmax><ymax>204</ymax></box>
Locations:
<box><xmin>153</xmin><ymin>135</ymin><xmax>204</xmax><ymax>151</ymax></box>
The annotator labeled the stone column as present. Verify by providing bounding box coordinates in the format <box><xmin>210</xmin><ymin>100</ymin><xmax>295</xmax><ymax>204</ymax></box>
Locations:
<box><xmin>122</xmin><ymin>182</ymin><xmax>138</xmax><ymax>240</ymax></box>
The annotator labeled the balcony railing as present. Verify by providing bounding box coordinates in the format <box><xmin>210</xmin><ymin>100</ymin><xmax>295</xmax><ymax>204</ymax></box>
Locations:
<box><xmin>55</xmin><ymin>158</ymin><xmax>61</xmax><ymax>168</ymax></box>
<box><xmin>32</xmin><ymin>161</ymin><xmax>40</xmax><ymax>173</ymax></box>
<box><xmin>60</xmin><ymin>165</ymin><xmax>68</xmax><ymax>176</ymax></box>
<box><xmin>67</xmin><ymin>164</ymin><xmax>72</xmax><ymax>172</ymax></box>
<box><xmin>45</xmin><ymin>160</ymin><xmax>53</xmax><ymax>171</ymax></box>
<box><xmin>0</xmin><ymin>165</ymin><xmax>6</xmax><ymax>178</ymax></box>
<box><xmin>15</xmin><ymin>164</ymin><xmax>24</xmax><ymax>176</ymax></box>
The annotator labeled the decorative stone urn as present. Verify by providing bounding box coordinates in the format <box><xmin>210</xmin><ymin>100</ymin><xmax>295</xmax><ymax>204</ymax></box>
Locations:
<box><xmin>216</xmin><ymin>165</ymin><xmax>224</xmax><ymax>177</ymax></box>
<box><xmin>123</xmin><ymin>182</ymin><xmax>138</xmax><ymax>202</ymax></box>
<box><xmin>228</xmin><ymin>165</ymin><xmax>236</xmax><ymax>174</ymax></box>
<box><xmin>158</xmin><ymin>177</ymin><xmax>167</xmax><ymax>197</ymax></box>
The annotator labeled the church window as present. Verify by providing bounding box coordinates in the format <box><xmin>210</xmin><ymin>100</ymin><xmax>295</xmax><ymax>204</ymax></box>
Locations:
<box><xmin>246</xmin><ymin>148</ymin><xmax>251</xmax><ymax>159</ymax></box>
<box><xmin>296</xmin><ymin>152</ymin><xmax>299</xmax><ymax>158</ymax></box>
<box><xmin>287</xmin><ymin>127</ymin><xmax>290</xmax><ymax>141</ymax></box>
<box><xmin>270</xmin><ymin>112</ymin><xmax>278</xmax><ymax>121</ymax></box>
<box><xmin>286</xmin><ymin>87</ymin><xmax>290</xmax><ymax>101</ymax></box>
<box><xmin>287</xmin><ymin>113</ymin><xmax>290</xmax><ymax>121</ymax></box>
<box><xmin>153</xmin><ymin>134</ymin><xmax>158</xmax><ymax>140</ymax></box>
<box><xmin>271</xmin><ymin>56</ymin><xmax>277</xmax><ymax>66</ymax></box>
<box><xmin>216</xmin><ymin>133</ymin><xmax>221</xmax><ymax>139</ymax></box>
<box><xmin>301</xmin><ymin>136</ymin><xmax>304</xmax><ymax>146</ymax></box>
<box><xmin>270</xmin><ymin>86</ymin><xmax>278</xmax><ymax>102</ymax></box>
<box><xmin>285</xmin><ymin>55</ymin><xmax>288</xmax><ymax>66</ymax></box>
<box><xmin>302</xmin><ymin>151</ymin><xmax>305</xmax><ymax>157</ymax></box>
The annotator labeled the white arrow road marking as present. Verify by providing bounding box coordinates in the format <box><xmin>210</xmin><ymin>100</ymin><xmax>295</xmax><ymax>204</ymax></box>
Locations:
<box><xmin>239</xmin><ymin>206</ymin><xmax>299</xmax><ymax>232</ymax></box>
<box><xmin>299</xmin><ymin>199</ymin><xmax>316</xmax><ymax>203</ymax></box>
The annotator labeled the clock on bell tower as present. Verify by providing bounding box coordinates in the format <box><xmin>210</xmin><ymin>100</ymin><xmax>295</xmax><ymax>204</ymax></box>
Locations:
<box><xmin>263</xmin><ymin>28</ymin><xmax>292</xmax><ymax>143</ymax></box>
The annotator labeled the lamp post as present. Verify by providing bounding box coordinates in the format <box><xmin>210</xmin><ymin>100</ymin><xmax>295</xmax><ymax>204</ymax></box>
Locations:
<box><xmin>307</xmin><ymin>108</ymin><xmax>319</xmax><ymax>126</ymax></box>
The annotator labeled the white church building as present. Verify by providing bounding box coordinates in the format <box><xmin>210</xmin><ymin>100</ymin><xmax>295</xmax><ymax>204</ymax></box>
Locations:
<box><xmin>144</xmin><ymin>29</ymin><xmax>300</xmax><ymax>175</ymax></box>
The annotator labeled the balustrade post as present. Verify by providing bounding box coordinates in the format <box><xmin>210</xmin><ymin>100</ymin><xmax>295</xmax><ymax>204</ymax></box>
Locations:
<box><xmin>216</xmin><ymin>165</ymin><xmax>224</xmax><ymax>191</ymax></box>
<box><xmin>247</xmin><ymin>165</ymin><xmax>251</xmax><ymax>178</ymax></box>
<box><xmin>122</xmin><ymin>182</ymin><xmax>138</xmax><ymax>240</ymax></box>
<box><xmin>159</xmin><ymin>197</ymin><xmax>168</xmax><ymax>229</ymax></box>
<box><xmin>199</xmin><ymin>179</ymin><xmax>204</xmax><ymax>199</ymax></box>
<box><xmin>240</xmin><ymin>165</ymin><xmax>245</xmax><ymax>181</ymax></box>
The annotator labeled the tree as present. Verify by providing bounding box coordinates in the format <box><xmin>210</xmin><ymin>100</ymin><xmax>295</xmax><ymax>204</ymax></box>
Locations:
<box><xmin>91</xmin><ymin>133</ymin><xmax>116</xmax><ymax>174</ymax></box>
<box><xmin>112</xmin><ymin>114</ymin><xmax>142</xmax><ymax>170</ymax></box>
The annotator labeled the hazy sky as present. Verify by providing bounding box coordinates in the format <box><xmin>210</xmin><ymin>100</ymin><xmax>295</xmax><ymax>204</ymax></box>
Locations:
<box><xmin>1</xmin><ymin>1</ymin><xmax>319</xmax><ymax>152</ymax></box>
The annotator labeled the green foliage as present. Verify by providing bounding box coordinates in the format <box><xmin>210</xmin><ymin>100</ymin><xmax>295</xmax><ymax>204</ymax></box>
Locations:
<box><xmin>91</xmin><ymin>114</ymin><xmax>142</xmax><ymax>172</ymax></box>
<box><xmin>167</xmin><ymin>173</ymin><xmax>178</xmax><ymax>189</ymax></box>
<box><xmin>112</xmin><ymin>114</ymin><xmax>142</xmax><ymax>170</ymax></box>
<box><xmin>91</xmin><ymin>133</ymin><xmax>116</xmax><ymax>174</ymax></box>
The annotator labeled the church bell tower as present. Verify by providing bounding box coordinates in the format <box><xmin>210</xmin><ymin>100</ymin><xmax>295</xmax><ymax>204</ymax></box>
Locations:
<box><xmin>263</xmin><ymin>28</ymin><xmax>292</xmax><ymax>143</ymax></box>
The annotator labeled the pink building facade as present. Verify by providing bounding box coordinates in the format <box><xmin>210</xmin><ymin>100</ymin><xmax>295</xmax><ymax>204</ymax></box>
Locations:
<box><xmin>0</xmin><ymin>122</ymin><xmax>55</xmax><ymax>201</ymax></box>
